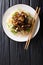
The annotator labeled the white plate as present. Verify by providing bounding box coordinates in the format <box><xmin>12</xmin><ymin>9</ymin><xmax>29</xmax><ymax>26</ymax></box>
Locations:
<box><xmin>2</xmin><ymin>4</ymin><xmax>40</xmax><ymax>42</ymax></box>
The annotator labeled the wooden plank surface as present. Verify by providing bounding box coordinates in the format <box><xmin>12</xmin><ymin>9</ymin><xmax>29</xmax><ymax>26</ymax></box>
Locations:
<box><xmin>30</xmin><ymin>0</ymin><xmax>43</xmax><ymax>65</ymax></box>
<box><xmin>0</xmin><ymin>0</ymin><xmax>10</xmax><ymax>65</ymax></box>
<box><xmin>0</xmin><ymin>0</ymin><xmax>43</xmax><ymax>65</ymax></box>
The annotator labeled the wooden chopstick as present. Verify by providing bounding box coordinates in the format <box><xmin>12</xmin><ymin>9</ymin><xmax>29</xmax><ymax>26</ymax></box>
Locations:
<box><xmin>24</xmin><ymin>7</ymin><xmax>39</xmax><ymax>49</ymax></box>
<box><xmin>24</xmin><ymin>7</ymin><xmax>40</xmax><ymax>50</ymax></box>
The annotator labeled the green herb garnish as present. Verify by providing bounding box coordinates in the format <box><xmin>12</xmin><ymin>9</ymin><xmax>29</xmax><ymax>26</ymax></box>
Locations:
<box><xmin>26</xmin><ymin>28</ymin><xmax>31</xmax><ymax>32</ymax></box>
<box><xmin>11</xmin><ymin>29</ymin><xmax>17</xmax><ymax>34</ymax></box>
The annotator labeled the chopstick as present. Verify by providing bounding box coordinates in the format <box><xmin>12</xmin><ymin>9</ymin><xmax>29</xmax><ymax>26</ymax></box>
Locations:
<box><xmin>24</xmin><ymin>7</ymin><xmax>40</xmax><ymax>50</ymax></box>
